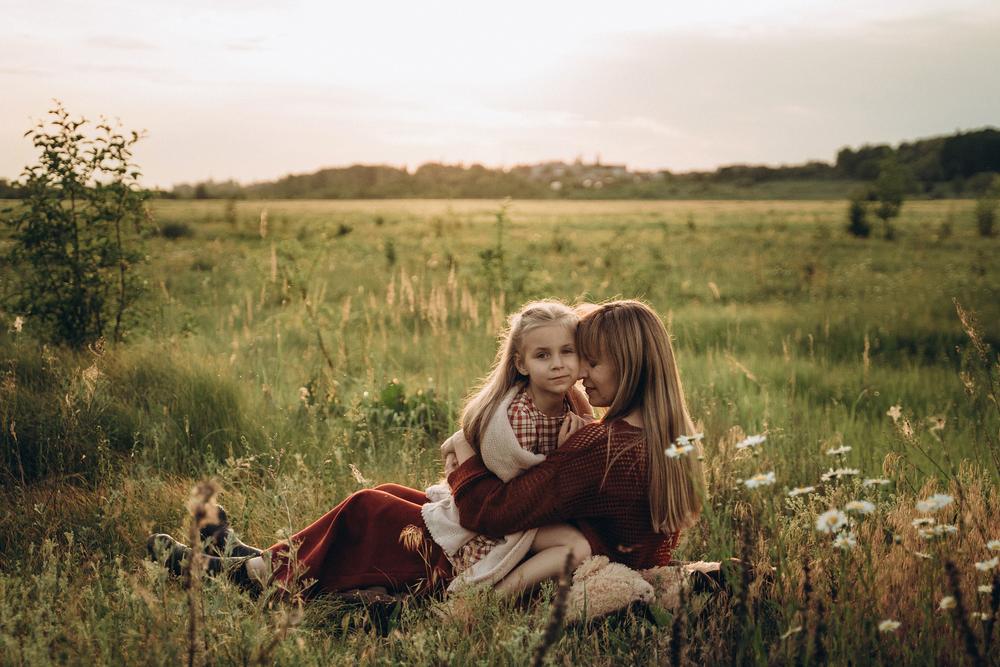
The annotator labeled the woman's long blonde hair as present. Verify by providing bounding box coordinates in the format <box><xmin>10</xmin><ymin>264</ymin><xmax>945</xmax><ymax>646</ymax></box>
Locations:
<box><xmin>576</xmin><ymin>300</ymin><xmax>704</xmax><ymax>533</ymax></box>
<box><xmin>461</xmin><ymin>300</ymin><xmax>579</xmax><ymax>451</ymax></box>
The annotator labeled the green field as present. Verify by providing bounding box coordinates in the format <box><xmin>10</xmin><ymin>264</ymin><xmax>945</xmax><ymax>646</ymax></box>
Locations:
<box><xmin>1</xmin><ymin>199</ymin><xmax>998</xmax><ymax>665</ymax></box>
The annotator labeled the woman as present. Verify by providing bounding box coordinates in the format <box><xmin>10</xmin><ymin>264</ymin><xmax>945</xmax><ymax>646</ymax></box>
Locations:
<box><xmin>148</xmin><ymin>300</ymin><xmax>705</xmax><ymax>596</ymax></box>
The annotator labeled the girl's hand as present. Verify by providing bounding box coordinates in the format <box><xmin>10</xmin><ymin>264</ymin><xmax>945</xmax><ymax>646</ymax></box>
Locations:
<box><xmin>557</xmin><ymin>413</ymin><xmax>587</xmax><ymax>447</ymax></box>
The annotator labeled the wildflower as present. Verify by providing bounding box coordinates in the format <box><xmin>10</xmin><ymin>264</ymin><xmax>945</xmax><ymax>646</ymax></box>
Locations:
<box><xmin>878</xmin><ymin>619</ymin><xmax>901</xmax><ymax>633</ymax></box>
<box><xmin>743</xmin><ymin>471</ymin><xmax>776</xmax><ymax>489</ymax></box>
<box><xmin>779</xmin><ymin>625</ymin><xmax>802</xmax><ymax>639</ymax></box>
<box><xmin>938</xmin><ymin>596</ymin><xmax>956</xmax><ymax>611</ymax></box>
<box><xmin>349</xmin><ymin>463</ymin><xmax>369</xmax><ymax>485</ymax></box>
<box><xmin>978</xmin><ymin>585</ymin><xmax>994</xmax><ymax>594</ymax></box>
<box><xmin>974</xmin><ymin>556</ymin><xmax>999</xmax><ymax>572</ymax></box>
<box><xmin>987</xmin><ymin>539</ymin><xmax>1000</xmax><ymax>551</ymax></box>
<box><xmin>12</xmin><ymin>316</ymin><xmax>24</xmax><ymax>333</ymax></box>
<box><xmin>298</xmin><ymin>386</ymin><xmax>311</xmax><ymax>403</ymax></box>
<box><xmin>676</xmin><ymin>433</ymin><xmax>704</xmax><ymax>446</ymax></box>
<box><xmin>970</xmin><ymin>612</ymin><xmax>992</xmax><ymax>621</ymax></box>
<box><xmin>665</xmin><ymin>442</ymin><xmax>694</xmax><ymax>458</ymax></box>
<box><xmin>844</xmin><ymin>500</ymin><xmax>875</xmax><ymax>515</ymax></box>
<box><xmin>816</xmin><ymin>509</ymin><xmax>848</xmax><ymax>534</ymax></box>
<box><xmin>788</xmin><ymin>486</ymin><xmax>816</xmax><ymax>497</ymax></box>
<box><xmin>918</xmin><ymin>525</ymin><xmax>957</xmax><ymax>540</ymax></box>
<box><xmin>927</xmin><ymin>415</ymin><xmax>946</xmax><ymax>432</ymax></box>
<box><xmin>915</xmin><ymin>494</ymin><xmax>954</xmax><ymax>513</ymax></box>
<box><xmin>820</xmin><ymin>467</ymin><xmax>860</xmax><ymax>482</ymax></box>
<box><xmin>911</xmin><ymin>517</ymin><xmax>935</xmax><ymax>528</ymax></box>
<box><xmin>826</xmin><ymin>445</ymin><xmax>852</xmax><ymax>456</ymax></box>
<box><xmin>886</xmin><ymin>405</ymin><xmax>902</xmax><ymax>423</ymax></box>
<box><xmin>833</xmin><ymin>532</ymin><xmax>858</xmax><ymax>551</ymax></box>
<box><xmin>913</xmin><ymin>551</ymin><xmax>932</xmax><ymax>559</ymax></box>
<box><xmin>863</xmin><ymin>478</ymin><xmax>891</xmax><ymax>487</ymax></box>
<box><xmin>735</xmin><ymin>434</ymin><xmax>766</xmax><ymax>450</ymax></box>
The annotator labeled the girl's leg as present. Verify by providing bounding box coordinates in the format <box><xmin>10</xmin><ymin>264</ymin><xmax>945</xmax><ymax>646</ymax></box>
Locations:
<box><xmin>263</xmin><ymin>486</ymin><xmax>451</xmax><ymax>595</ymax></box>
<box><xmin>494</xmin><ymin>524</ymin><xmax>592</xmax><ymax>596</ymax></box>
<box><xmin>372</xmin><ymin>483</ymin><xmax>431</xmax><ymax>504</ymax></box>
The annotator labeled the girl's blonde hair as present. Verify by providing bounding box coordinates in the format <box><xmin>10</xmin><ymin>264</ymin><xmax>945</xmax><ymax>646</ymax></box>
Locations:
<box><xmin>461</xmin><ymin>300</ymin><xmax>579</xmax><ymax>451</ymax></box>
<box><xmin>576</xmin><ymin>300</ymin><xmax>704</xmax><ymax>533</ymax></box>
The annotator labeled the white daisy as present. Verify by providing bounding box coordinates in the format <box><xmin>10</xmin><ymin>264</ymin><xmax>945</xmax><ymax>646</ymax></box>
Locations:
<box><xmin>735</xmin><ymin>434</ymin><xmax>766</xmax><ymax>450</ymax></box>
<box><xmin>971</xmin><ymin>612</ymin><xmax>992</xmax><ymax>621</ymax></box>
<box><xmin>938</xmin><ymin>596</ymin><xmax>956</xmax><ymax>611</ymax></box>
<box><xmin>826</xmin><ymin>445</ymin><xmax>852</xmax><ymax>456</ymax></box>
<box><xmin>986</xmin><ymin>539</ymin><xmax>1000</xmax><ymax>551</ymax></box>
<box><xmin>788</xmin><ymin>486</ymin><xmax>816</xmax><ymax>497</ymax></box>
<box><xmin>844</xmin><ymin>500</ymin><xmax>875</xmax><ymax>515</ymax></box>
<box><xmin>676</xmin><ymin>432</ymin><xmax>704</xmax><ymax>446</ymax></box>
<box><xmin>911</xmin><ymin>517</ymin><xmax>935</xmax><ymax>528</ymax></box>
<box><xmin>878</xmin><ymin>619</ymin><xmax>900</xmax><ymax>633</ymax></box>
<box><xmin>886</xmin><ymin>405</ymin><xmax>902</xmax><ymax>422</ymax></box>
<box><xmin>743</xmin><ymin>471</ymin><xmax>776</xmax><ymax>489</ymax></box>
<box><xmin>665</xmin><ymin>443</ymin><xmax>694</xmax><ymax>458</ymax></box>
<box><xmin>974</xmin><ymin>557</ymin><xmax>999</xmax><ymax>572</ymax></box>
<box><xmin>915</xmin><ymin>494</ymin><xmax>954</xmax><ymax>513</ymax></box>
<box><xmin>833</xmin><ymin>532</ymin><xmax>858</xmax><ymax>551</ymax></box>
<box><xmin>816</xmin><ymin>509</ymin><xmax>848</xmax><ymax>534</ymax></box>
<box><xmin>978</xmin><ymin>585</ymin><xmax>993</xmax><ymax>594</ymax></box>
<box><xmin>863</xmin><ymin>478</ymin><xmax>891</xmax><ymax>487</ymax></box>
<box><xmin>820</xmin><ymin>467</ymin><xmax>860</xmax><ymax>482</ymax></box>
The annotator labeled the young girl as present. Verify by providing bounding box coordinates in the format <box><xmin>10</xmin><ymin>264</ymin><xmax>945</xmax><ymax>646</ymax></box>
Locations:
<box><xmin>422</xmin><ymin>300</ymin><xmax>594</xmax><ymax>594</ymax></box>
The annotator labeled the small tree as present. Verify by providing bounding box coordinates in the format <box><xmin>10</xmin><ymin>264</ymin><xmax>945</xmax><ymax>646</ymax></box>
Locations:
<box><xmin>872</xmin><ymin>158</ymin><xmax>906</xmax><ymax>240</ymax></box>
<box><xmin>846</xmin><ymin>189</ymin><xmax>872</xmax><ymax>238</ymax></box>
<box><xmin>973</xmin><ymin>175</ymin><xmax>999</xmax><ymax>237</ymax></box>
<box><xmin>2</xmin><ymin>102</ymin><xmax>148</xmax><ymax>347</ymax></box>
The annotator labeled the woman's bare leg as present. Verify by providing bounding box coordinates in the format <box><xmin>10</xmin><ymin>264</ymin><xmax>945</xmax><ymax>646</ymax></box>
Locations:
<box><xmin>495</xmin><ymin>524</ymin><xmax>592</xmax><ymax>596</ymax></box>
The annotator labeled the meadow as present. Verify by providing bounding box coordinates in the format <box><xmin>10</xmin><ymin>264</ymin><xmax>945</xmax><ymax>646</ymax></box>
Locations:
<box><xmin>1</xmin><ymin>198</ymin><xmax>998</xmax><ymax>665</ymax></box>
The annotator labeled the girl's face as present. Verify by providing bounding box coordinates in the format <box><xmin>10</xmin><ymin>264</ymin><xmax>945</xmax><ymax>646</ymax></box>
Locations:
<box><xmin>515</xmin><ymin>323</ymin><xmax>580</xmax><ymax>396</ymax></box>
<box><xmin>579</xmin><ymin>353</ymin><xmax>618</xmax><ymax>408</ymax></box>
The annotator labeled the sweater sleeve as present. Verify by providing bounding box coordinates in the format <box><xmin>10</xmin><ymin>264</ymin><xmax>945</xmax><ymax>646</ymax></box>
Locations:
<box><xmin>447</xmin><ymin>422</ymin><xmax>640</xmax><ymax>537</ymax></box>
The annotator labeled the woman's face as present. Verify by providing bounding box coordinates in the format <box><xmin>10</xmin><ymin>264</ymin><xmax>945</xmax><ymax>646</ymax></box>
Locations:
<box><xmin>579</xmin><ymin>354</ymin><xmax>618</xmax><ymax>408</ymax></box>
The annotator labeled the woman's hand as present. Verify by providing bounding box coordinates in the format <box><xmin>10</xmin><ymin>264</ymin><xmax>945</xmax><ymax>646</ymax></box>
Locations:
<box><xmin>557</xmin><ymin>413</ymin><xmax>588</xmax><ymax>447</ymax></box>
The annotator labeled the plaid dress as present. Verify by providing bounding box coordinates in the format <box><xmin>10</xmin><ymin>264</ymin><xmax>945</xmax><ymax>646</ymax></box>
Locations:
<box><xmin>449</xmin><ymin>388</ymin><xmax>570</xmax><ymax>573</ymax></box>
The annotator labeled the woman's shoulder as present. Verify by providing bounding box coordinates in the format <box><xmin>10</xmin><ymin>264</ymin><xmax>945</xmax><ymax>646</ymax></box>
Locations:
<box><xmin>563</xmin><ymin>419</ymin><xmax>644</xmax><ymax>449</ymax></box>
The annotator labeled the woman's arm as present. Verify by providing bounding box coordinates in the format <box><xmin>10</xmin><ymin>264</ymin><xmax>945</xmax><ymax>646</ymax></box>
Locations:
<box><xmin>446</xmin><ymin>423</ymin><xmax>631</xmax><ymax>536</ymax></box>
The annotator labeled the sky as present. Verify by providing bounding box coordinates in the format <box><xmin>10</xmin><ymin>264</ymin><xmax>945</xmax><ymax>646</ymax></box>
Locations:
<box><xmin>2</xmin><ymin>0</ymin><xmax>999</xmax><ymax>188</ymax></box>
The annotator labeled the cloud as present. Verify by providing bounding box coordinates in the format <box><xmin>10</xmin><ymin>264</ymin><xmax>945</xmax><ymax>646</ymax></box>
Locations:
<box><xmin>497</xmin><ymin>12</ymin><xmax>1000</xmax><ymax>168</ymax></box>
<box><xmin>85</xmin><ymin>36</ymin><xmax>157</xmax><ymax>51</ymax></box>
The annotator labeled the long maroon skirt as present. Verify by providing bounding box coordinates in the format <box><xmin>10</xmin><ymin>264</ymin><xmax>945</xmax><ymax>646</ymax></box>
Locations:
<box><xmin>266</xmin><ymin>483</ymin><xmax>453</xmax><ymax>595</ymax></box>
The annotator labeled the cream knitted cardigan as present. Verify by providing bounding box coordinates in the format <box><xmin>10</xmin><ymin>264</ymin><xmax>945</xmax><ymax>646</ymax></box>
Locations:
<box><xmin>422</xmin><ymin>386</ymin><xmax>552</xmax><ymax>592</ymax></box>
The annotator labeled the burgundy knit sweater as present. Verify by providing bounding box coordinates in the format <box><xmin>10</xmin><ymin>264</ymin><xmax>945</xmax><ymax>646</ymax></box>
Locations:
<box><xmin>447</xmin><ymin>419</ymin><xmax>680</xmax><ymax>570</ymax></box>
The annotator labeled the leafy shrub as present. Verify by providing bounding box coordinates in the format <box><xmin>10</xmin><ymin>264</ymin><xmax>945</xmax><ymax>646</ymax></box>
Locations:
<box><xmin>160</xmin><ymin>221</ymin><xmax>194</xmax><ymax>239</ymax></box>
<box><xmin>846</xmin><ymin>191</ymin><xmax>871</xmax><ymax>238</ymax></box>
<box><xmin>357</xmin><ymin>379</ymin><xmax>452</xmax><ymax>440</ymax></box>
<box><xmin>1</xmin><ymin>103</ymin><xmax>147</xmax><ymax>347</ymax></box>
<box><xmin>973</xmin><ymin>175</ymin><xmax>998</xmax><ymax>237</ymax></box>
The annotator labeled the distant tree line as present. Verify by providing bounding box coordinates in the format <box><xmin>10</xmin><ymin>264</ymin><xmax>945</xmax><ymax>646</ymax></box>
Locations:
<box><xmin>5</xmin><ymin>127</ymin><xmax>997</xmax><ymax>200</ymax></box>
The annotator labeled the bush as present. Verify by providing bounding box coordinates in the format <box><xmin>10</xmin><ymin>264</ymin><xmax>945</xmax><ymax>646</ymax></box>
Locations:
<box><xmin>2</xmin><ymin>103</ymin><xmax>148</xmax><ymax>347</ymax></box>
<box><xmin>846</xmin><ymin>191</ymin><xmax>871</xmax><ymax>238</ymax></box>
<box><xmin>973</xmin><ymin>175</ymin><xmax>998</xmax><ymax>237</ymax></box>
<box><xmin>873</xmin><ymin>158</ymin><xmax>906</xmax><ymax>240</ymax></box>
<box><xmin>159</xmin><ymin>221</ymin><xmax>194</xmax><ymax>239</ymax></box>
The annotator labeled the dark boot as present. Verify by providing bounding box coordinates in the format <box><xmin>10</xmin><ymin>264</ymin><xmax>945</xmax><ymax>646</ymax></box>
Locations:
<box><xmin>147</xmin><ymin>533</ymin><xmax>263</xmax><ymax>597</ymax></box>
<box><xmin>198</xmin><ymin>505</ymin><xmax>264</xmax><ymax>559</ymax></box>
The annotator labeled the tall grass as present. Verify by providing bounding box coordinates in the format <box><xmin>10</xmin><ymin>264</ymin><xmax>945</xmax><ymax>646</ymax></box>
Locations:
<box><xmin>0</xmin><ymin>199</ymin><xmax>997</xmax><ymax>664</ymax></box>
